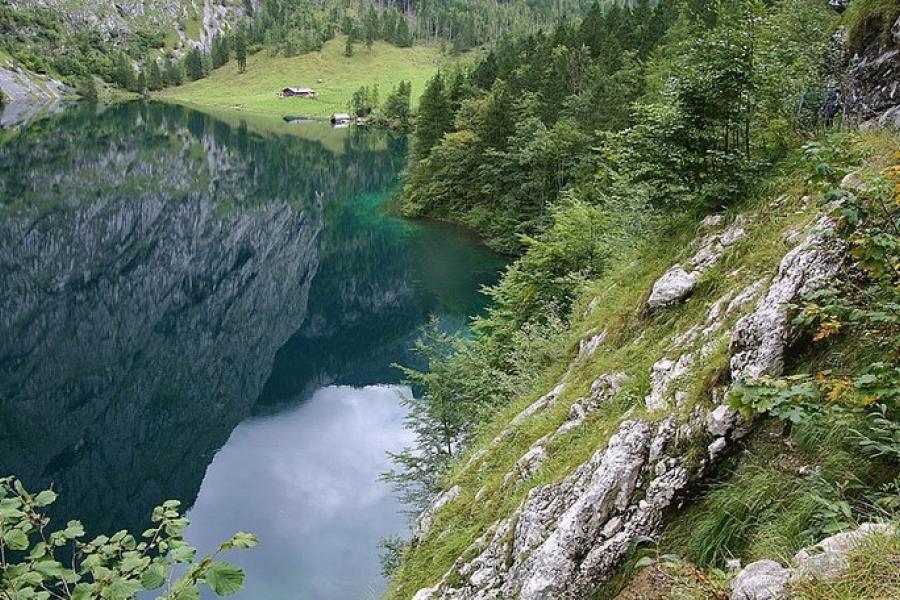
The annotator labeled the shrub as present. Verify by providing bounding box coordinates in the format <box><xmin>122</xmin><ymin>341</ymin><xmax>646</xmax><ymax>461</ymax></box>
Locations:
<box><xmin>0</xmin><ymin>476</ymin><xmax>257</xmax><ymax>600</ymax></box>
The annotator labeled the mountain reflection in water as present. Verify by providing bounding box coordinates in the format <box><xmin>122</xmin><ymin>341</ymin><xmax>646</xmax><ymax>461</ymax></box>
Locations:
<box><xmin>0</xmin><ymin>102</ymin><xmax>504</xmax><ymax>599</ymax></box>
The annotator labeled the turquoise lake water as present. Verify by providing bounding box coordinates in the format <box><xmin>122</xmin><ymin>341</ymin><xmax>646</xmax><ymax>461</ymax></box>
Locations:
<box><xmin>0</xmin><ymin>102</ymin><xmax>504</xmax><ymax>599</ymax></box>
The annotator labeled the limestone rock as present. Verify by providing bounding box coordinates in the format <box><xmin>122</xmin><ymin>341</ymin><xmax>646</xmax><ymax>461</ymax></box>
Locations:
<box><xmin>648</xmin><ymin>266</ymin><xmax>699</xmax><ymax>308</ymax></box>
<box><xmin>702</xmin><ymin>214</ymin><xmax>725</xmax><ymax>228</ymax></box>
<box><xmin>503</xmin><ymin>441</ymin><xmax>550</xmax><ymax>486</ymax></box>
<box><xmin>725</xmin><ymin>522</ymin><xmax>897</xmax><ymax>599</ymax></box>
<box><xmin>412</xmin><ymin>485</ymin><xmax>461</xmax><ymax>544</ymax></box>
<box><xmin>730</xmin><ymin>218</ymin><xmax>844</xmax><ymax>381</ymax></box>
<box><xmin>0</xmin><ymin>64</ymin><xmax>70</xmax><ymax>127</ymax></box>
<box><xmin>645</xmin><ymin>355</ymin><xmax>693</xmax><ymax>411</ymax></box>
<box><xmin>878</xmin><ymin>104</ymin><xmax>900</xmax><ymax>129</ymax></box>
<box><xmin>729</xmin><ymin>560</ymin><xmax>790</xmax><ymax>600</ymax></box>
<box><xmin>576</xmin><ymin>329</ymin><xmax>608</xmax><ymax>362</ymax></box>
<box><xmin>707</xmin><ymin>405</ymin><xmax>738</xmax><ymax>438</ymax></box>
<box><xmin>793</xmin><ymin>522</ymin><xmax>896</xmax><ymax>581</ymax></box>
<box><xmin>828</xmin><ymin>0</ymin><xmax>851</xmax><ymax>12</ymax></box>
<box><xmin>648</xmin><ymin>218</ymin><xmax>746</xmax><ymax>309</ymax></box>
<box><xmin>844</xmin><ymin>29</ymin><xmax>900</xmax><ymax>126</ymax></box>
<box><xmin>840</xmin><ymin>170</ymin><xmax>865</xmax><ymax>191</ymax></box>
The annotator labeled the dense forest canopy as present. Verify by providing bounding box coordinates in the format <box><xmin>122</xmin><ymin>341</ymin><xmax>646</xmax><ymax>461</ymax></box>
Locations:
<box><xmin>403</xmin><ymin>0</ymin><xmax>837</xmax><ymax>254</ymax></box>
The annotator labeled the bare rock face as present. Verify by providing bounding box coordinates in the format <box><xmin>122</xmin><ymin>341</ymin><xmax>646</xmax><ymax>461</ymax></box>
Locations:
<box><xmin>730</xmin><ymin>217</ymin><xmax>844</xmax><ymax>381</ymax></box>
<box><xmin>844</xmin><ymin>15</ymin><xmax>900</xmax><ymax>127</ymax></box>
<box><xmin>648</xmin><ymin>218</ymin><xmax>746</xmax><ymax>309</ymax></box>
<box><xmin>411</xmin><ymin>485</ymin><xmax>461</xmax><ymax>544</ymax></box>
<box><xmin>412</xmin><ymin>215</ymin><xmax>846</xmax><ymax>600</ymax></box>
<box><xmin>0</xmin><ymin>63</ymin><xmax>70</xmax><ymax>127</ymax></box>
<box><xmin>729</xmin><ymin>560</ymin><xmax>790</xmax><ymax>600</ymax></box>
<box><xmin>5</xmin><ymin>0</ymin><xmax>249</xmax><ymax>50</ymax></box>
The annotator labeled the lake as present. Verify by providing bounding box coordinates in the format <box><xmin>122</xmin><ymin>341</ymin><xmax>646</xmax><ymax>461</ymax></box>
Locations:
<box><xmin>0</xmin><ymin>102</ymin><xmax>504</xmax><ymax>599</ymax></box>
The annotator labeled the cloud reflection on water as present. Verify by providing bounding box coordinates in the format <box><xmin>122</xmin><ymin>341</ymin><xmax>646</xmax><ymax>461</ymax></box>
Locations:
<box><xmin>185</xmin><ymin>384</ymin><xmax>415</xmax><ymax>600</ymax></box>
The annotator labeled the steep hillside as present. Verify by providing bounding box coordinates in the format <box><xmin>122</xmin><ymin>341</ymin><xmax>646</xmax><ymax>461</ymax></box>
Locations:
<box><xmin>385</xmin><ymin>0</ymin><xmax>900</xmax><ymax>597</ymax></box>
<box><xmin>387</xmin><ymin>131</ymin><xmax>898</xmax><ymax>599</ymax></box>
<box><xmin>3</xmin><ymin>0</ymin><xmax>250</xmax><ymax>49</ymax></box>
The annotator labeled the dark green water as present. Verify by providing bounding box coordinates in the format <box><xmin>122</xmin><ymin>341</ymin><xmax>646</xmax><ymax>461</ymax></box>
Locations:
<box><xmin>0</xmin><ymin>103</ymin><xmax>504</xmax><ymax>599</ymax></box>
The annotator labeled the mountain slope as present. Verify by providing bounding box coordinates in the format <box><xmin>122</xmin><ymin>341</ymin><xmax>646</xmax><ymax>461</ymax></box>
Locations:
<box><xmin>389</xmin><ymin>128</ymin><xmax>899</xmax><ymax>600</ymax></box>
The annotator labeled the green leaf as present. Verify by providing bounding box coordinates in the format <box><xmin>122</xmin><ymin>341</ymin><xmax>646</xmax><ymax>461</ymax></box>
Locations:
<box><xmin>170</xmin><ymin>544</ymin><xmax>197</xmax><ymax>563</ymax></box>
<box><xmin>71</xmin><ymin>583</ymin><xmax>96</xmax><ymax>600</ymax></box>
<box><xmin>203</xmin><ymin>561</ymin><xmax>245</xmax><ymax>596</ymax></box>
<box><xmin>172</xmin><ymin>585</ymin><xmax>200</xmax><ymax>600</ymax></box>
<box><xmin>32</xmin><ymin>559</ymin><xmax>65</xmax><ymax>577</ymax></box>
<box><xmin>4</xmin><ymin>528</ymin><xmax>30</xmax><ymax>550</ymax></box>
<box><xmin>120</xmin><ymin>552</ymin><xmax>149</xmax><ymax>573</ymax></box>
<box><xmin>104</xmin><ymin>577</ymin><xmax>143</xmax><ymax>600</ymax></box>
<box><xmin>28</xmin><ymin>541</ymin><xmax>47</xmax><ymax>559</ymax></box>
<box><xmin>33</xmin><ymin>490</ymin><xmax>57</xmax><ymax>507</ymax></box>
<box><xmin>634</xmin><ymin>556</ymin><xmax>657</xmax><ymax>568</ymax></box>
<box><xmin>140</xmin><ymin>563</ymin><xmax>168</xmax><ymax>590</ymax></box>
<box><xmin>0</xmin><ymin>498</ymin><xmax>24</xmax><ymax>519</ymax></box>
<box><xmin>228</xmin><ymin>532</ymin><xmax>258</xmax><ymax>549</ymax></box>
<box><xmin>63</xmin><ymin>520</ymin><xmax>85</xmax><ymax>539</ymax></box>
<box><xmin>80</xmin><ymin>553</ymin><xmax>104</xmax><ymax>571</ymax></box>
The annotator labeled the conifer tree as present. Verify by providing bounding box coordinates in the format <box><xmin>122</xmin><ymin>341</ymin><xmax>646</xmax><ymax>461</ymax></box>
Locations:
<box><xmin>364</xmin><ymin>6</ymin><xmax>378</xmax><ymax>50</ymax></box>
<box><xmin>148</xmin><ymin>59</ymin><xmax>163</xmax><ymax>91</ymax></box>
<box><xmin>165</xmin><ymin>58</ymin><xmax>183</xmax><ymax>86</ymax></box>
<box><xmin>412</xmin><ymin>74</ymin><xmax>452</xmax><ymax>160</ymax></box>
<box><xmin>113</xmin><ymin>52</ymin><xmax>135</xmax><ymax>91</ymax></box>
<box><xmin>212</xmin><ymin>34</ymin><xmax>230</xmax><ymax>69</ymax></box>
<box><xmin>185</xmin><ymin>47</ymin><xmax>206</xmax><ymax>81</ymax></box>
<box><xmin>344</xmin><ymin>28</ymin><xmax>355</xmax><ymax>57</ymax></box>
<box><xmin>137</xmin><ymin>68</ymin><xmax>147</xmax><ymax>95</ymax></box>
<box><xmin>235</xmin><ymin>26</ymin><xmax>248</xmax><ymax>73</ymax></box>
<box><xmin>396</xmin><ymin>15</ymin><xmax>412</xmax><ymax>47</ymax></box>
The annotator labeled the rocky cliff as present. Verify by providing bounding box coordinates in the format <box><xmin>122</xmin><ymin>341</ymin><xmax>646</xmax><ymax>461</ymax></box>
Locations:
<box><xmin>844</xmin><ymin>6</ymin><xmax>900</xmax><ymax>127</ymax></box>
<box><xmin>5</xmin><ymin>0</ymin><xmax>251</xmax><ymax>48</ymax></box>
<box><xmin>0</xmin><ymin>59</ymin><xmax>70</xmax><ymax>127</ymax></box>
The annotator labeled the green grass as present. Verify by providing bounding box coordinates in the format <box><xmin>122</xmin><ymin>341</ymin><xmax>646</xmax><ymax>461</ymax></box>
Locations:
<box><xmin>792</xmin><ymin>529</ymin><xmax>900</xmax><ymax>599</ymax></box>
<box><xmin>157</xmin><ymin>36</ymin><xmax>456</xmax><ymax>119</ymax></box>
<box><xmin>183</xmin><ymin>14</ymin><xmax>202</xmax><ymax>42</ymax></box>
<box><xmin>845</xmin><ymin>0</ymin><xmax>900</xmax><ymax>53</ymax></box>
<box><xmin>385</xmin><ymin>130</ymin><xmax>900</xmax><ymax>598</ymax></box>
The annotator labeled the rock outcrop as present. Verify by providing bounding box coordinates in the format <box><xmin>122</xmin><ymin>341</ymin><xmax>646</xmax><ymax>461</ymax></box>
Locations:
<box><xmin>647</xmin><ymin>217</ymin><xmax>746</xmax><ymax>308</ymax></box>
<box><xmin>729</xmin><ymin>560</ymin><xmax>791</xmax><ymax>600</ymax></box>
<box><xmin>5</xmin><ymin>0</ymin><xmax>250</xmax><ymax>50</ymax></box>
<box><xmin>844</xmin><ymin>11</ymin><xmax>900</xmax><ymax>127</ymax></box>
<box><xmin>730</xmin><ymin>216</ymin><xmax>845</xmax><ymax>381</ymax></box>
<box><xmin>729</xmin><ymin>523</ymin><xmax>897</xmax><ymax>599</ymax></box>
<box><xmin>411</xmin><ymin>214</ymin><xmax>844</xmax><ymax>599</ymax></box>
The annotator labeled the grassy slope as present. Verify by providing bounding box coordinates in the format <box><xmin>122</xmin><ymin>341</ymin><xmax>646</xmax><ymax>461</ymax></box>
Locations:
<box><xmin>157</xmin><ymin>36</ymin><xmax>454</xmax><ymax>119</ymax></box>
<box><xmin>385</xmin><ymin>130</ymin><xmax>900</xmax><ymax>599</ymax></box>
